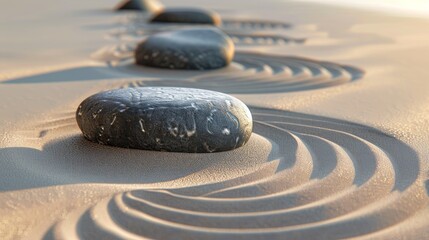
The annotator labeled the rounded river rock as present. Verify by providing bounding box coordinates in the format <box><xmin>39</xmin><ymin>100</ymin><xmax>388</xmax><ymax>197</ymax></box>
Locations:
<box><xmin>76</xmin><ymin>87</ymin><xmax>253</xmax><ymax>153</ymax></box>
<box><xmin>150</xmin><ymin>8</ymin><xmax>221</xmax><ymax>25</ymax></box>
<box><xmin>135</xmin><ymin>28</ymin><xmax>235</xmax><ymax>70</ymax></box>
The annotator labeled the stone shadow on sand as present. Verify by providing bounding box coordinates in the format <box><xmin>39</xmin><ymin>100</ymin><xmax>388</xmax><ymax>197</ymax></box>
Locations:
<box><xmin>0</xmin><ymin>126</ymin><xmax>273</xmax><ymax>192</ymax></box>
<box><xmin>0</xmin><ymin>135</ymin><xmax>220</xmax><ymax>191</ymax></box>
<box><xmin>1</xmin><ymin>66</ymin><xmax>130</xmax><ymax>84</ymax></box>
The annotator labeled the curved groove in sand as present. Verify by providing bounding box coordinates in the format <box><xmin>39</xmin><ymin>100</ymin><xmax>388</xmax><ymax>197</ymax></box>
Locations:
<box><xmin>90</xmin><ymin>44</ymin><xmax>364</xmax><ymax>94</ymax></box>
<box><xmin>120</xmin><ymin>14</ymin><xmax>292</xmax><ymax>31</ymax></box>
<box><xmin>46</xmin><ymin>107</ymin><xmax>423</xmax><ymax>240</ymax></box>
<box><xmin>120</xmin><ymin>52</ymin><xmax>364</xmax><ymax>94</ymax></box>
<box><xmin>221</xmin><ymin>19</ymin><xmax>291</xmax><ymax>30</ymax></box>
<box><xmin>227</xmin><ymin>32</ymin><xmax>305</xmax><ymax>45</ymax></box>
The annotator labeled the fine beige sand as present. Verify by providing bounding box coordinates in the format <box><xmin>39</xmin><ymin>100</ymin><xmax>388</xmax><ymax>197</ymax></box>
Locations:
<box><xmin>1</xmin><ymin>0</ymin><xmax>429</xmax><ymax>239</ymax></box>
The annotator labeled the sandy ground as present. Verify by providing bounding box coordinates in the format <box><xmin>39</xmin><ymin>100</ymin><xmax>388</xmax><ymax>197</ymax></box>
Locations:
<box><xmin>1</xmin><ymin>0</ymin><xmax>429</xmax><ymax>239</ymax></box>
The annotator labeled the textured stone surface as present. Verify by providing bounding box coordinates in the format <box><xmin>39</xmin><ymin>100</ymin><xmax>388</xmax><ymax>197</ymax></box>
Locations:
<box><xmin>76</xmin><ymin>87</ymin><xmax>253</xmax><ymax>153</ymax></box>
<box><xmin>115</xmin><ymin>0</ymin><xmax>163</xmax><ymax>12</ymax></box>
<box><xmin>150</xmin><ymin>8</ymin><xmax>221</xmax><ymax>25</ymax></box>
<box><xmin>134</xmin><ymin>28</ymin><xmax>235</xmax><ymax>70</ymax></box>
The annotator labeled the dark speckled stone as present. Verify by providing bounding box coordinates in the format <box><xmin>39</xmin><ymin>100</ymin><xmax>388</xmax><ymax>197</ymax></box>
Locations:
<box><xmin>150</xmin><ymin>8</ymin><xmax>221</xmax><ymax>26</ymax></box>
<box><xmin>134</xmin><ymin>28</ymin><xmax>235</xmax><ymax>70</ymax></box>
<box><xmin>76</xmin><ymin>87</ymin><xmax>253</xmax><ymax>153</ymax></box>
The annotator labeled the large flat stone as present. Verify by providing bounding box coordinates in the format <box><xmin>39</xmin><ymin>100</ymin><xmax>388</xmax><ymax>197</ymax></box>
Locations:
<box><xmin>76</xmin><ymin>87</ymin><xmax>253</xmax><ymax>153</ymax></box>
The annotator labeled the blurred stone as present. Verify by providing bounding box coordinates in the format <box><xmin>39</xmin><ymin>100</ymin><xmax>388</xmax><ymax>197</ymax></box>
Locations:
<box><xmin>150</xmin><ymin>8</ymin><xmax>221</xmax><ymax>25</ymax></box>
<box><xmin>115</xmin><ymin>0</ymin><xmax>163</xmax><ymax>12</ymax></box>
<box><xmin>135</xmin><ymin>28</ymin><xmax>234</xmax><ymax>70</ymax></box>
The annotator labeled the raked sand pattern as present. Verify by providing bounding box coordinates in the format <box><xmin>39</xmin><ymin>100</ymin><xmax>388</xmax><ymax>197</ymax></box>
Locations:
<box><xmin>109</xmin><ymin>27</ymin><xmax>305</xmax><ymax>47</ymax></box>
<box><xmin>90</xmin><ymin>9</ymin><xmax>360</xmax><ymax>94</ymax></box>
<box><xmin>40</xmin><ymin>107</ymin><xmax>424</xmax><ymax>239</ymax></box>
<box><xmin>122</xmin><ymin>52</ymin><xmax>363</xmax><ymax>94</ymax></box>
<box><xmin>90</xmin><ymin>45</ymin><xmax>364</xmax><ymax>94</ymax></box>
<box><xmin>108</xmin><ymin>12</ymin><xmax>304</xmax><ymax>46</ymax></box>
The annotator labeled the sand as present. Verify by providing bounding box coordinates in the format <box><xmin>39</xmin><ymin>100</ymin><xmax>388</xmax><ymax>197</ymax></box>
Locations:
<box><xmin>1</xmin><ymin>0</ymin><xmax>429</xmax><ymax>239</ymax></box>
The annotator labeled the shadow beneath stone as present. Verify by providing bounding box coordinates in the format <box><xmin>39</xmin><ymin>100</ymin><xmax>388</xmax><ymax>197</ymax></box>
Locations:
<box><xmin>0</xmin><ymin>135</ymin><xmax>217</xmax><ymax>191</ymax></box>
<box><xmin>2</xmin><ymin>66</ymin><xmax>130</xmax><ymax>84</ymax></box>
<box><xmin>0</xmin><ymin>127</ymin><xmax>272</xmax><ymax>192</ymax></box>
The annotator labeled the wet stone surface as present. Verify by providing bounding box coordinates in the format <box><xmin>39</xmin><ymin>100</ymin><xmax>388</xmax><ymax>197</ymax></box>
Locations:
<box><xmin>76</xmin><ymin>87</ymin><xmax>253</xmax><ymax>153</ymax></box>
<box><xmin>134</xmin><ymin>28</ymin><xmax>235</xmax><ymax>70</ymax></box>
<box><xmin>150</xmin><ymin>8</ymin><xmax>221</xmax><ymax>25</ymax></box>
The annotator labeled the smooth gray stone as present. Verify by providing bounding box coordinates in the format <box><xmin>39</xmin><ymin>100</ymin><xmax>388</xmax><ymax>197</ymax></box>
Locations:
<box><xmin>115</xmin><ymin>0</ymin><xmax>162</xmax><ymax>12</ymax></box>
<box><xmin>76</xmin><ymin>87</ymin><xmax>253</xmax><ymax>153</ymax></box>
<box><xmin>135</xmin><ymin>28</ymin><xmax>235</xmax><ymax>70</ymax></box>
<box><xmin>150</xmin><ymin>8</ymin><xmax>221</xmax><ymax>26</ymax></box>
